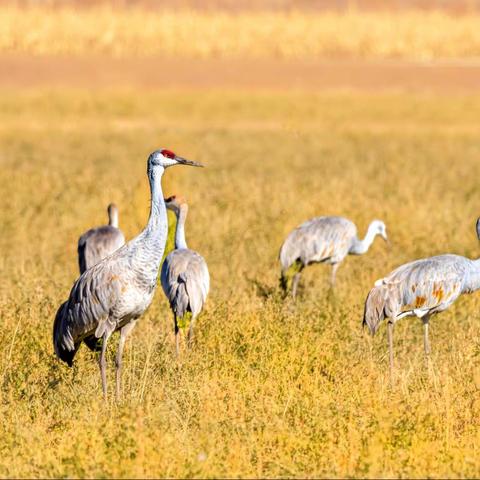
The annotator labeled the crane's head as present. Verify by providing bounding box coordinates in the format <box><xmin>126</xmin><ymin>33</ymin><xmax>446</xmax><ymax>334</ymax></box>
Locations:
<box><xmin>371</xmin><ymin>219</ymin><xmax>388</xmax><ymax>242</ymax></box>
<box><xmin>164</xmin><ymin>195</ymin><xmax>188</xmax><ymax>215</ymax></box>
<box><xmin>148</xmin><ymin>149</ymin><xmax>203</xmax><ymax>170</ymax></box>
<box><xmin>107</xmin><ymin>203</ymin><xmax>118</xmax><ymax>214</ymax></box>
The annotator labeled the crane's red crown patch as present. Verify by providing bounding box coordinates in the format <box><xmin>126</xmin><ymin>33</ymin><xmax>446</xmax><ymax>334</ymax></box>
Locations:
<box><xmin>161</xmin><ymin>149</ymin><xmax>175</xmax><ymax>159</ymax></box>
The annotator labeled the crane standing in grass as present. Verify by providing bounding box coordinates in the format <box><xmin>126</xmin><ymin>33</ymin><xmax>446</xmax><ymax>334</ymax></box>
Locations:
<box><xmin>363</xmin><ymin>219</ymin><xmax>480</xmax><ymax>374</ymax></box>
<box><xmin>77</xmin><ymin>203</ymin><xmax>125</xmax><ymax>274</ymax></box>
<box><xmin>279</xmin><ymin>216</ymin><xmax>388</xmax><ymax>298</ymax></box>
<box><xmin>161</xmin><ymin>195</ymin><xmax>210</xmax><ymax>356</ymax></box>
<box><xmin>53</xmin><ymin>149</ymin><xmax>203</xmax><ymax>399</ymax></box>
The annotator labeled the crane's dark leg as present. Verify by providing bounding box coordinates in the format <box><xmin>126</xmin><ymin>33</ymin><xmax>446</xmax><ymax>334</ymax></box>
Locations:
<box><xmin>330</xmin><ymin>263</ymin><xmax>339</xmax><ymax>288</ymax></box>
<box><xmin>387</xmin><ymin>321</ymin><xmax>394</xmax><ymax>376</ymax></box>
<box><xmin>115</xmin><ymin>320</ymin><xmax>137</xmax><ymax>400</ymax></box>
<box><xmin>174</xmin><ymin>313</ymin><xmax>180</xmax><ymax>357</ymax></box>
<box><xmin>422</xmin><ymin>315</ymin><xmax>431</xmax><ymax>356</ymax></box>
<box><xmin>292</xmin><ymin>273</ymin><xmax>301</xmax><ymax>300</ymax></box>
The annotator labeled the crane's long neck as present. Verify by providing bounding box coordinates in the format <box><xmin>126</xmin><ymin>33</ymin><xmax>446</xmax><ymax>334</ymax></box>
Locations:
<box><xmin>350</xmin><ymin>223</ymin><xmax>377</xmax><ymax>255</ymax></box>
<box><xmin>139</xmin><ymin>166</ymin><xmax>168</xmax><ymax>266</ymax></box>
<box><xmin>109</xmin><ymin>208</ymin><xmax>119</xmax><ymax>228</ymax></box>
<box><xmin>175</xmin><ymin>205</ymin><xmax>188</xmax><ymax>249</ymax></box>
<box><xmin>464</xmin><ymin>258</ymin><xmax>480</xmax><ymax>292</ymax></box>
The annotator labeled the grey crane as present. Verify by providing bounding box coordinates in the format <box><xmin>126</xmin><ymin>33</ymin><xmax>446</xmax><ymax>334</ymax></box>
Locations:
<box><xmin>77</xmin><ymin>203</ymin><xmax>125</xmax><ymax>274</ymax></box>
<box><xmin>160</xmin><ymin>195</ymin><xmax>210</xmax><ymax>356</ymax></box>
<box><xmin>279</xmin><ymin>216</ymin><xmax>388</xmax><ymax>298</ymax></box>
<box><xmin>53</xmin><ymin>149</ymin><xmax>203</xmax><ymax>399</ymax></box>
<box><xmin>363</xmin><ymin>219</ymin><xmax>480</xmax><ymax>373</ymax></box>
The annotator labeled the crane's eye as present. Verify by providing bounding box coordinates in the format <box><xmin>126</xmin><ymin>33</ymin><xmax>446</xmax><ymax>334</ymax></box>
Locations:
<box><xmin>161</xmin><ymin>149</ymin><xmax>175</xmax><ymax>159</ymax></box>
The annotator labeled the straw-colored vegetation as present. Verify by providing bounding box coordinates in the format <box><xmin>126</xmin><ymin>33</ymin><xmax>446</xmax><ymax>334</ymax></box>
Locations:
<box><xmin>1</xmin><ymin>6</ymin><xmax>480</xmax><ymax>60</ymax></box>
<box><xmin>1</xmin><ymin>90</ymin><xmax>480</xmax><ymax>477</ymax></box>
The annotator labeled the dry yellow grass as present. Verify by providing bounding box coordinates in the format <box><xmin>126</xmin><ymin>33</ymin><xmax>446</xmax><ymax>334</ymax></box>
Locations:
<box><xmin>1</xmin><ymin>6</ymin><xmax>480</xmax><ymax>60</ymax></box>
<box><xmin>1</xmin><ymin>89</ymin><xmax>480</xmax><ymax>477</ymax></box>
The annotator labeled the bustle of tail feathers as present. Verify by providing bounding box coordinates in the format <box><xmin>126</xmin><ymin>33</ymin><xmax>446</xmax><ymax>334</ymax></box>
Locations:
<box><xmin>173</xmin><ymin>280</ymin><xmax>190</xmax><ymax>318</ymax></box>
<box><xmin>278</xmin><ymin>242</ymin><xmax>293</xmax><ymax>274</ymax></box>
<box><xmin>83</xmin><ymin>334</ymin><xmax>102</xmax><ymax>352</ymax></box>
<box><xmin>363</xmin><ymin>285</ymin><xmax>388</xmax><ymax>335</ymax></box>
<box><xmin>53</xmin><ymin>301</ymin><xmax>77</xmax><ymax>367</ymax></box>
<box><xmin>278</xmin><ymin>241</ymin><xmax>293</xmax><ymax>295</ymax></box>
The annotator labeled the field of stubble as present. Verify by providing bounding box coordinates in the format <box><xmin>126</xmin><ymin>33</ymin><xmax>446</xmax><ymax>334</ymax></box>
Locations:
<box><xmin>1</xmin><ymin>90</ymin><xmax>480</xmax><ymax>477</ymax></box>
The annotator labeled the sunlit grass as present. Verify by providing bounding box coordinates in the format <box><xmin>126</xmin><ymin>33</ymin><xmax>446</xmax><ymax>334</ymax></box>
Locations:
<box><xmin>1</xmin><ymin>7</ymin><xmax>480</xmax><ymax>60</ymax></box>
<box><xmin>1</xmin><ymin>90</ymin><xmax>480</xmax><ymax>477</ymax></box>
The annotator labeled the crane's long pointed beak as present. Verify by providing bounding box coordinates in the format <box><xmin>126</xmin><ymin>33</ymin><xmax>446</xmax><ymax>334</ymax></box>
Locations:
<box><xmin>175</xmin><ymin>155</ymin><xmax>204</xmax><ymax>167</ymax></box>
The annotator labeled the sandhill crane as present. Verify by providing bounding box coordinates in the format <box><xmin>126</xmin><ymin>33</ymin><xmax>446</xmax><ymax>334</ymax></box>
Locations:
<box><xmin>363</xmin><ymin>219</ymin><xmax>480</xmax><ymax>373</ymax></box>
<box><xmin>160</xmin><ymin>195</ymin><xmax>210</xmax><ymax>356</ymax></box>
<box><xmin>53</xmin><ymin>149</ymin><xmax>203</xmax><ymax>399</ymax></box>
<box><xmin>279</xmin><ymin>216</ymin><xmax>388</xmax><ymax>298</ymax></box>
<box><xmin>77</xmin><ymin>203</ymin><xmax>125</xmax><ymax>274</ymax></box>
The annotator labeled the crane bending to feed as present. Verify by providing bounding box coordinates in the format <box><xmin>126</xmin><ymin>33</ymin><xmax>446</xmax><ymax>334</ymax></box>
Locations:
<box><xmin>279</xmin><ymin>216</ymin><xmax>388</xmax><ymax>298</ymax></box>
<box><xmin>161</xmin><ymin>195</ymin><xmax>210</xmax><ymax>356</ymax></box>
<box><xmin>53</xmin><ymin>149</ymin><xmax>203</xmax><ymax>399</ymax></box>
<box><xmin>77</xmin><ymin>203</ymin><xmax>125</xmax><ymax>274</ymax></box>
<box><xmin>363</xmin><ymin>219</ymin><xmax>480</xmax><ymax>373</ymax></box>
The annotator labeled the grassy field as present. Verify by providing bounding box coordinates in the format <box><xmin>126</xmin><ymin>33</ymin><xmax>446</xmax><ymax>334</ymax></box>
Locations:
<box><xmin>1</xmin><ymin>6</ymin><xmax>480</xmax><ymax>60</ymax></box>
<box><xmin>1</xmin><ymin>89</ymin><xmax>480</xmax><ymax>477</ymax></box>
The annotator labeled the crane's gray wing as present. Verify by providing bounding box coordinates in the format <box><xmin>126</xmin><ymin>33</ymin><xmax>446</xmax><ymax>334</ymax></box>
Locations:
<box><xmin>53</xmin><ymin>259</ymin><xmax>124</xmax><ymax>365</ymax></box>
<box><xmin>377</xmin><ymin>254</ymin><xmax>467</xmax><ymax>314</ymax></box>
<box><xmin>77</xmin><ymin>226</ymin><xmax>125</xmax><ymax>274</ymax></box>
<box><xmin>364</xmin><ymin>254</ymin><xmax>468</xmax><ymax>334</ymax></box>
<box><xmin>279</xmin><ymin>216</ymin><xmax>355</xmax><ymax>270</ymax></box>
<box><xmin>161</xmin><ymin>249</ymin><xmax>209</xmax><ymax>318</ymax></box>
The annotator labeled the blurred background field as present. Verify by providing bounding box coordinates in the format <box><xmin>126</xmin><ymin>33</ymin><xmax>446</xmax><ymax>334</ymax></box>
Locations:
<box><xmin>1</xmin><ymin>4</ymin><xmax>480</xmax><ymax>60</ymax></box>
<box><xmin>1</xmin><ymin>1</ymin><xmax>480</xmax><ymax>478</ymax></box>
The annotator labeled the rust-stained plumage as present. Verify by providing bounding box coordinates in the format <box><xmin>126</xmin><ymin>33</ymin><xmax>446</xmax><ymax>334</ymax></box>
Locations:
<box><xmin>363</xmin><ymin>218</ymin><xmax>480</xmax><ymax>373</ymax></box>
